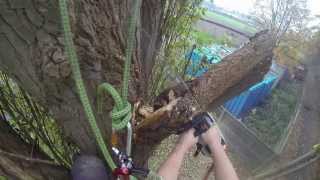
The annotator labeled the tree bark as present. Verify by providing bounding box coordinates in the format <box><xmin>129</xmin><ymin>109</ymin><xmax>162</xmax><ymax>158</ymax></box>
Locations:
<box><xmin>0</xmin><ymin>0</ymin><xmax>165</xmax><ymax>153</ymax></box>
<box><xmin>0</xmin><ymin>0</ymin><xmax>275</xmax><ymax>177</ymax></box>
<box><xmin>0</xmin><ymin>120</ymin><xmax>69</xmax><ymax>179</ymax></box>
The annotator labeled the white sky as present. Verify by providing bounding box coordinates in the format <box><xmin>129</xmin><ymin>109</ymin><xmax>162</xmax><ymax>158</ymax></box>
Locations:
<box><xmin>213</xmin><ymin>0</ymin><xmax>320</xmax><ymax>16</ymax></box>
<box><xmin>308</xmin><ymin>0</ymin><xmax>320</xmax><ymax>15</ymax></box>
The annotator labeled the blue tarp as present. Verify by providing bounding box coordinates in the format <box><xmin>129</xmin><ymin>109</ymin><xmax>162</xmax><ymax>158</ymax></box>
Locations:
<box><xmin>224</xmin><ymin>75</ymin><xmax>277</xmax><ymax>119</ymax></box>
<box><xmin>185</xmin><ymin>44</ymin><xmax>234</xmax><ymax>77</ymax></box>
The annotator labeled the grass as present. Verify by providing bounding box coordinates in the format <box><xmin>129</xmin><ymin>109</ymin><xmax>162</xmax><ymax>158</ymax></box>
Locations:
<box><xmin>191</xmin><ymin>30</ymin><xmax>234</xmax><ymax>46</ymax></box>
<box><xmin>204</xmin><ymin>11</ymin><xmax>257</xmax><ymax>35</ymax></box>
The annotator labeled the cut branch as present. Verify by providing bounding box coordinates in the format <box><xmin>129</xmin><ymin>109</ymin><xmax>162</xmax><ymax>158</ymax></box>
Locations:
<box><xmin>133</xmin><ymin>31</ymin><xmax>275</xmax><ymax>163</ymax></box>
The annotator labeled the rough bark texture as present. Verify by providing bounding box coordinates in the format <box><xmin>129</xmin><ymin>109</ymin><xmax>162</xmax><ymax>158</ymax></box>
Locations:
<box><xmin>0</xmin><ymin>0</ymin><xmax>164</xmax><ymax>153</ymax></box>
<box><xmin>0</xmin><ymin>0</ymin><xmax>275</xmax><ymax>177</ymax></box>
<box><xmin>0</xmin><ymin>120</ymin><xmax>69</xmax><ymax>179</ymax></box>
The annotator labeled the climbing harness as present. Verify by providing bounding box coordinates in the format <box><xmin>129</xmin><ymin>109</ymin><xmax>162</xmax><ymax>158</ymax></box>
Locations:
<box><xmin>58</xmin><ymin>0</ymin><xmax>144</xmax><ymax>179</ymax></box>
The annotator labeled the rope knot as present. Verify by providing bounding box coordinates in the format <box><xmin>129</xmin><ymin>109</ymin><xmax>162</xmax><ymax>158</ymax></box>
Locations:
<box><xmin>111</xmin><ymin>100</ymin><xmax>132</xmax><ymax>131</ymax></box>
<box><xmin>97</xmin><ymin>83</ymin><xmax>132</xmax><ymax>131</ymax></box>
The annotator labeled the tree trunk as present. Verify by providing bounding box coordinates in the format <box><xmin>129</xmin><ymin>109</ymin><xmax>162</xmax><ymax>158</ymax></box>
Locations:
<box><xmin>0</xmin><ymin>0</ymin><xmax>275</xmax><ymax>178</ymax></box>
<box><xmin>0</xmin><ymin>0</ymin><xmax>167</xmax><ymax>151</ymax></box>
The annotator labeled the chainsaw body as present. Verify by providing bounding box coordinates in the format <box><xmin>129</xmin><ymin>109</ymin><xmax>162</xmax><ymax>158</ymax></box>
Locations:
<box><xmin>177</xmin><ymin>112</ymin><xmax>225</xmax><ymax>157</ymax></box>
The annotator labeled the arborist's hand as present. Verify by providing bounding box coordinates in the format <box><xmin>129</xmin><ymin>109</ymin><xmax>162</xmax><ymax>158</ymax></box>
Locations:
<box><xmin>158</xmin><ymin>128</ymin><xmax>198</xmax><ymax>180</ymax></box>
<box><xmin>177</xmin><ymin>128</ymin><xmax>198</xmax><ymax>152</ymax></box>
<box><xmin>201</xmin><ymin>126</ymin><xmax>222</xmax><ymax>148</ymax></box>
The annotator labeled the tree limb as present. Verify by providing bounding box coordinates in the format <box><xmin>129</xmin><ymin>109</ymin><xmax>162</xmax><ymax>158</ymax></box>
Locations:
<box><xmin>133</xmin><ymin>31</ymin><xmax>275</xmax><ymax>164</ymax></box>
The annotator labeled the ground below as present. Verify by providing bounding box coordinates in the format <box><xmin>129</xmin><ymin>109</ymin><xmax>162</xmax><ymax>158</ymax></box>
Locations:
<box><xmin>148</xmin><ymin>135</ymin><xmax>214</xmax><ymax>180</ymax></box>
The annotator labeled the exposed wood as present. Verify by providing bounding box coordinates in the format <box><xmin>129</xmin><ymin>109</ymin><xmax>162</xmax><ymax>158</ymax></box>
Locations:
<box><xmin>136</xmin><ymin>98</ymin><xmax>180</xmax><ymax>130</ymax></box>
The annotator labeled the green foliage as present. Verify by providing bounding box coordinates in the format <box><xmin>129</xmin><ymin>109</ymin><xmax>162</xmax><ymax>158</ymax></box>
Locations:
<box><xmin>148</xmin><ymin>1</ymin><xmax>239</xmax><ymax>101</ymax></box>
<box><xmin>274</xmin><ymin>29</ymin><xmax>313</xmax><ymax>70</ymax></box>
<box><xmin>148</xmin><ymin>0</ymin><xmax>205</xmax><ymax>100</ymax></box>
<box><xmin>210</xmin><ymin>33</ymin><xmax>234</xmax><ymax>46</ymax></box>
<box><xmin>191</xmin><ymin>30</ymin><xmax>215</xmax><ymax>46</ymax></box>
<box><xmin>204</xmin><ymin>11</ymin><xmax>257</xmax><ymax>34</ymax></box>
<box><xmin>0</xmin><ymin>72</ymin><xmax>78</xmax><ymax>168</ymax></box>
<box><xmin>244</xmin><ymin>81</ymin><xmax>301</xmax><ymax>148</ymax></box>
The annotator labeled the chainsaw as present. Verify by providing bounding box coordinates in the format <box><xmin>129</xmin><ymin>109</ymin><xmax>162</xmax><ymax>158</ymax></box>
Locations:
<box><xmin>111</xmin><ymin>112</ymin><xmax>225</xmax><ymax>180</ymax></box>
<box><xmin>177</xmin><ymin>112</ymin><xmax>226</xmax><ymax>157</ymax></box>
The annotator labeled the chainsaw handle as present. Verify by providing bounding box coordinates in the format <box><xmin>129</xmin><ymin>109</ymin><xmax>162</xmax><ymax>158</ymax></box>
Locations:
<box><xmin>176</xmin><ymin>112</ymin><xmax>215</xmax><ymax>136</ymax></box>
<box><xmin>192</xmin><ymin>112</ymin><xmax>215</xmax><ymax>137</ymax></box>
<box><xmin>195</xmin><ymin>136</ymin><xmax>226</xmax><ymax>157</ymax></box>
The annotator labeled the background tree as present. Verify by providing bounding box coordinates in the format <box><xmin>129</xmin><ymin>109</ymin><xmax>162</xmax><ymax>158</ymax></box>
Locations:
<box><xmin>307</xmin><ymin>15</ymin><xmax>320</xmax><ymax>54</ymax></box>
<box><xmin>253</xmin><ymin>0</ymin><xmax>311</xmax><ymax>70</ymax></box>
<box><xmin>0</xmin><ymin>0</ymin><xmax>275</xmax><ymax>179</ymax></box>
<box><xmin>253</xmin><ymin>0</ymin><xmax>309</xmax><ymax>43</ymax></box>
<box><xmin>273</xmin><ymin>27</ymin><xmax>311</xmax><ymax>69</ymax></box>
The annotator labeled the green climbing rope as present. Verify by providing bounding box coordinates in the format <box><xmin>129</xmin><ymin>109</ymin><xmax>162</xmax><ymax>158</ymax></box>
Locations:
<box><xmin>59</xmin><ymin>0</ymin><xmax>116</xmax><ymax>170</ymax></box>
<box><xmin>121</xmin><ymin>0</ymin><xmax>141</xmax><ymax>100</ymax></box>
<box><xmin>97</xmin><ymin>0</ymin><xmax>142</xmax><ymax>131</ymax></box>
<box><xmin>58</xmin><ymin>0</ymin><xmax>141</xmax><ymax>171</ymax></box>
<box><xmin>97</xmin><ymin>83</ymin><xmax>132</xmax><ymax>131</ymax></box>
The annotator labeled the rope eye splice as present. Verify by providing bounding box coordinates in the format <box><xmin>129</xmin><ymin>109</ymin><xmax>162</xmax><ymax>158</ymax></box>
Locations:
<box><xmin>58</xmin><ymin>0</ymin><xmax>142</xmax><ymax>179</ymax></box>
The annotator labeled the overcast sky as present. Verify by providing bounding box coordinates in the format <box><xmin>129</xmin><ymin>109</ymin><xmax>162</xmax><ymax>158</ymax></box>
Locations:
<box><xmin>212</xmin><ymin>0</ymin><xmax>320</xmax><ymax>16</ymax></box>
